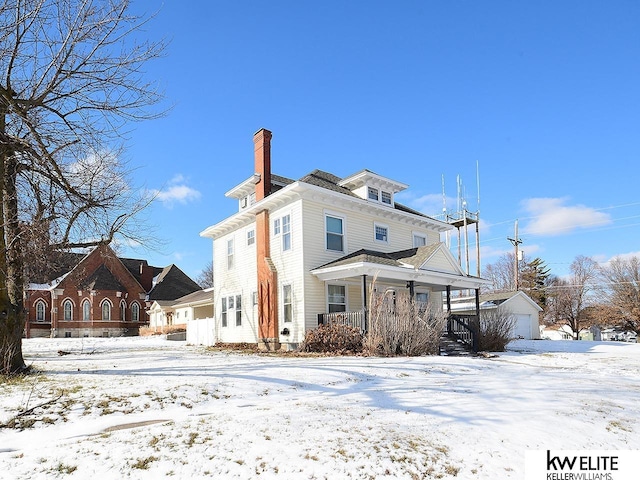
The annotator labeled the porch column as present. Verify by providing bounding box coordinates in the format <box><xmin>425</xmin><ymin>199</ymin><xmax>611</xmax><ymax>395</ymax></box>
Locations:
<box><xmin>446</xmin><ymin>285</ymin><xmax>451</xmax><ymax>314</ymax></box>
<box><xmin>407</xmin><ymin>280</ymin><xmax>415</xmax><ymax>300</ymax></box>
<box><xmin>362</xmin><ymin>274</ymin><xmax>368</xmax><ymax>333</ymax></box>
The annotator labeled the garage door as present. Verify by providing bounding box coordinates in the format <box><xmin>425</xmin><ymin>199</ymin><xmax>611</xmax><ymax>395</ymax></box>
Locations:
<box><xmin>513</xmin><ymin>314</ymin><xmax>532</xmax><ymax>339</ymax></box>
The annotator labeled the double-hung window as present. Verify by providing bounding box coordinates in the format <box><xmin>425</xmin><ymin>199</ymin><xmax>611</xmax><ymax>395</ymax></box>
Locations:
<box><xmin>374</xmin><ymin>223</ymin><xmax>389</xmax><ymax>243</ymax></box>
<box><xmin>413</xmin><ymin>233</ymin><xmax>427</xmax><ymax>247</ymax></box>
<box><xmin>227</xmin><ymin>238</ymin><xmax>234</xmax><ymax>269</ymax></box>
<box><xmin>235</xmin><ymin>295</ymin><xmax>242</xmax><ymax>326</ymax></box>
<box><xmin>282</xmin><ymin>215</ymin><xmax>291</xmax><ymax>251</ymax></box>
<box><xmin>283</xmin><ymin>285</ymin><xmax>292</xmax><ymax>323</ymax></box>
<box><xmin>328</xmin><ymin>284</ymin><xmax>346</xmax><ymax>313</ymax></box>
<box><xmin>381</xmin><ymin>191</ymin><xmax>392</xmax><ymax>205</ymax></box>
<box><xmin>274</xmin><ymin>215</ymin><xmax>291</xmax><ymax>251</ymax></box>
<box><xmin>326</xmin><ymin>215</ymin><xmax>344</xmax><ymax>252</ymax></box>
<box><xmin>247</xmin><ymin>229</ymin><xmax>255</xmax><ymax>246</ymax></box>
<box><xmin>368</xmin><ymin>187</ymin><xmax>379</xmax><ymax>201</ymax></box>
<box><xmin>221</xmin><ymin>297</ymin><xmax>228</xmax><ymax>327</ymax></box>
<box><xmin>222</xmin><ymin>295</ymin><xmax>242</xmax><ymax>327</ymax></box>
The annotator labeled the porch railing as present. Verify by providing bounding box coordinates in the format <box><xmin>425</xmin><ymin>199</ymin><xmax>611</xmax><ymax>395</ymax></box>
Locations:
<box><xmin>447</xmin><ymin>314</ymin><xmax>479</xmax><ymax>352</ymax></box>
<box><xmin>317</xmin><ymin>310</ymin><xmax>366</xmax><ymax>333</ymax></box>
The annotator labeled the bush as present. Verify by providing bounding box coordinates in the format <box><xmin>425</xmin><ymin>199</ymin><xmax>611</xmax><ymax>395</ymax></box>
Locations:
<box><xmin>478</xmin><ymin>308</ymin><xmax>516</xmax><ymax>352</ymax></box>
<box><xmin>300</xmin><ymin>323</ymin><xmax>363</xmax><ymax>354</ymax></box>
<box><xmin>139</xmin><ymin>325</ymin><xmax>186</xmax><ymax>337</ymax></box>
<box><xmin>364</xmin><ymin>290</ymin><xmax>446</xmax><ymax>356</ymax></box>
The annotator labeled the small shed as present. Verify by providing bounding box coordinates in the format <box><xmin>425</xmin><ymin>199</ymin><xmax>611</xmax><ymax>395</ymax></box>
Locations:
<box><xmin>450</xmin><ymin>291</ymin><xmax>542</xmax><ymax>340</ymax></box>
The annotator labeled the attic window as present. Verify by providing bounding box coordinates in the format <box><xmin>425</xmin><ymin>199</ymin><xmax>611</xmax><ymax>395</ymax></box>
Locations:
<box><xmin>381</xmin><ymin>191</ymin><xmax>392</xmax><ymax>205</ymax></box>
<box><xmin>368</xmin><ymin>187</ymin><xmax>379</xmax><ymax>201</ymax></box>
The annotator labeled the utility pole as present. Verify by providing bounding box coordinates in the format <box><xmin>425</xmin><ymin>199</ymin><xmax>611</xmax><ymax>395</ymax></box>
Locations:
<box><xmin>507</xmin><ymin>220</ymin><xmax>523</xmax><ymax>291</ymax></box>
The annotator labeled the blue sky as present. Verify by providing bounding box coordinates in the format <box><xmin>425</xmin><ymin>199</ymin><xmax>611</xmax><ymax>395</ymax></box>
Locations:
<box><xmin>120</xmin><ymin>1</ymin><xmax>640</xmax><ymax>281</ymax></box>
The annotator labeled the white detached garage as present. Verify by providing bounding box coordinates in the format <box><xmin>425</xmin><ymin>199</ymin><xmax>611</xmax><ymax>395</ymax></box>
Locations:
<box><xmin>449</xmin><ymin>291</ymin><xmax>542</xmax><ymax>340</ymax></box>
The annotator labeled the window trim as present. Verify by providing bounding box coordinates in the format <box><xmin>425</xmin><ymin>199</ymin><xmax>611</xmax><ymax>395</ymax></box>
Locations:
<box><xmin>247</xmin><ymin>228</ymin><xmax>255</xmax><ymax>246</ymax></box>
<box><xmin>374</xmin><ymin>222</ymin><xmax>389</xmax><ymax>244</ymax></box>
<box><xmin>325</xmin><ymin>212</ymin><xmax>346</xmax><ymax>253</ymax></box>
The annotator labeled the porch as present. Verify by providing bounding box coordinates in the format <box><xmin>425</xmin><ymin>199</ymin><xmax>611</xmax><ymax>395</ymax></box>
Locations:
<box><xmin>317</xmin><ymin>309</ymin><xmax>480</xmax><ymax>353</ymax></box>
<box><xmin>310</xmin><ymin>244</ymin><xmax>488</xmax><ymax>354</ymax></box>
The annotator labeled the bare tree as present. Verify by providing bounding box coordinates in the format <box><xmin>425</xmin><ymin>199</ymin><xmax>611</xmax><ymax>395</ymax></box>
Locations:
<box><xmin>195</xmin><ymin>261</ymin><xmax>214</xmax><ymax>289</ymax></box>
<box><xmin>598</xmin><ymin>256</ymin><xmax>640</xmax><ymax>335</ymax></box>
<box><xmin>546</xmin><ymin>255</ymin><xmax>598</xmax><ymax>340</ymax></box>
<box><xmin>1</xmin><ymin>0</ymin><xmax>165</xmax><ymax>374</ymax></box>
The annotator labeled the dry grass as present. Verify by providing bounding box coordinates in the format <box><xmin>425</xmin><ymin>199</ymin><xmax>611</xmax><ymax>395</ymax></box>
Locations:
<box><xmin>139</xmin><ymin>326</ymin><xmax>186</xmax><ymax>337</ymax></box>
<box><xmin>364</xmin><ymin>290</ymin><xmax>446</xmax><ymax>356</ymax></box>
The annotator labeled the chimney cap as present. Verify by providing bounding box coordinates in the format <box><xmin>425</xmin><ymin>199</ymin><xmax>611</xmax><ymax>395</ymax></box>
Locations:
<box><xmin>253</xmin><ymin>128</ymin><xmax>272</xmax><ymax>139</ymax></box>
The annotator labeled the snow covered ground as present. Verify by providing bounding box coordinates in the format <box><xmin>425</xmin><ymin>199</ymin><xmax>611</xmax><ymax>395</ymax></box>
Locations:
<box><xmin>1</xmin><ymin>337</ymin><xmax>638</xmax><ymax>479</ymax></box>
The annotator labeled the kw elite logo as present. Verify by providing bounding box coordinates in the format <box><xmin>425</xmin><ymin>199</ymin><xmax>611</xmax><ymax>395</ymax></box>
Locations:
<box><xmin>525</xmin><ymin>450</ymin><xmax>637</xmax><ymax>480</ymax></box>
<box><xmin>546</xmin><ymin>450</ymin><xmax>617</xmax><ymax>480</ymax></box>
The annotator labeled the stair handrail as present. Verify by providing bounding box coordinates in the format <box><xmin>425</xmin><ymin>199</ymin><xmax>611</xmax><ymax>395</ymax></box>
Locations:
<box><xmin>447</xmin><ymin>314</ymin><xmax>479</xmax><ymax>352</ymax></box>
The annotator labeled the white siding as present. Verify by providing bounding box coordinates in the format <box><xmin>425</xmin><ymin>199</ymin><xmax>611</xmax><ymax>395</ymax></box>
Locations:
<box><xmin>213</xmin><ymin>222</ymin><xmax>259</xmax><ymax>343</ymax></box>
<box><xmin>299</xmin><ymin>197</ymin><xmax>443</xmax><ymax>331</ymax></box>
<box><xmin>270</xmin><ymin>202</ymin><xmax>306</xmax><ymax>344</ymax></box>
<box><xmin>423</xmin><ymin>249</ymin><xmax>458</xmax><ymax>273</ymax></box>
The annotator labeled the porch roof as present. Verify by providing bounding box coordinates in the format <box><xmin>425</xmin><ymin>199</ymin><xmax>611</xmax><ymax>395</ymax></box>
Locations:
<box><xmin>310</xmin><ymin>245</ymin><xmax>490</xmax><ymax>291</ymax></box>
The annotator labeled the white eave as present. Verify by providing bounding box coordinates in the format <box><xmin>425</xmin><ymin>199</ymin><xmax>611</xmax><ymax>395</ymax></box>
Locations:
<box><xmin>225</xmin><ymin>174</ymin><xmax>261</xmax><ymax>199</ymax></box>
<box><xmin>201</xmin><ymin>180</ymin><xmax>453</xmax><ymax>239</ymax></box>
<box><xmin>310</xmin><ymin>262</ymin><xmax>490</xmax><ymax>291</ymax></box>
<box><xmin>338</xmin><ymin>170</ymin><xmax>409</xmax><ymax>193</ymax></box>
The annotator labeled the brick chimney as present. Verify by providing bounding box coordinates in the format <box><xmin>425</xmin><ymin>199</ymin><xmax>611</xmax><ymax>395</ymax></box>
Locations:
<box><xmin>252</xmin><ymin>128</ymin><xmax>279</xmax><ymax>351</ymax></box>
<box><xmin>253</xmin><ymin>128</ymin><xmax>272</xmax><ymax>201</ymax></box>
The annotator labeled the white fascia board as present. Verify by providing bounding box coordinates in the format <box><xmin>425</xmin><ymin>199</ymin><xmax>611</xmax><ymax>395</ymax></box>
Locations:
<box><xmin>299</xmin><ymin>182</ymin><xmax>452</xmax><ymax>232</ymax></box>
<box><xmin>224</xmin><ymin>174</ymin><xmax>261</xmax><ymax>199</ymax></box>
<box><xmin>338</xmin><ymin>170</ymin><xmax>409</xmax><ymax>193</ymax></box>
<box><xmin>200</xmin><ymin>182</ymin><xmax>304</xmax><ymax>239</ymax></box>
<box><xmin>311</xmin><ymin>262</ymin><xmax>490</xmax><ymax>289</ymax></box>
<box><xmin>202</xmin><ymin>179</ymin><xmax>452</xmax><ymax>239</ymax></box>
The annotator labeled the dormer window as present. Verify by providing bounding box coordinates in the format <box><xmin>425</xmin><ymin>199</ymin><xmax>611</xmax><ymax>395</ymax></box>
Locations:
<box><xmin>366</xmin><ymin>186</ymin><xmax>393</xmax><ymax>206</ymax></box>
<box><xmin>239</xmin><ymin>192</ymin><xmax>256</xmax><ymax>210</ymax></box>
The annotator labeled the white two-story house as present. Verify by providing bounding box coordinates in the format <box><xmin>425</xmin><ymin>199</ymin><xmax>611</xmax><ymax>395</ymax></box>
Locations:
<box><xmin>200</xmin><ymin>129</ymin><xmax>488</xmax><ymax>350</ymax></box>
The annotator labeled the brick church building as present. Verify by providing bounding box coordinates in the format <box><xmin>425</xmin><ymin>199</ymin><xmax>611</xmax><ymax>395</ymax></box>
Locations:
<box><xmin>25</xmin><ymin>243</ymin><xmax>200</xmax><ymax>338</ymax></box>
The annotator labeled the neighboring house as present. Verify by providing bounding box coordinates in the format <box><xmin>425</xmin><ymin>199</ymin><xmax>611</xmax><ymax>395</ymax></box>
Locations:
<box><xmin>199</xmin><ymin>128</ymin><xmax>489</xmax><ymax>350</ymax></box>
<box><xmin>148</xmin><ymin>288</ymin><xmax>214</xmax><ymax>330</ymax></box>
<box><xmin>25</xmin><ymin>243</ymin><xmax>199</xmax><ymax>338</ymax></box>
<box><xmin>540</xmin><ymin>324</ymin><xmax>574</xmax><ymax>340</ymax></box>
<box><xmin>449</xmin><ymin>290</ymin><xmax>542</xmax><ymax>340</ymax></box>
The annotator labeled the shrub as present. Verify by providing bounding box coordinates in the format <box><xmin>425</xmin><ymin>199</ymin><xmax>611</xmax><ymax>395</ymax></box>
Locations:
<box><xmin>139</xmin><ymin>325</ymin><xmax>186</xmax><ymax>337</ymax></box>
<box><xmin>478</xmin><ymin>307</ymin><xmax>516</xmax><ymax>352</ymax></box>
<box><xmin>300</xmin><ymin>323</ymin><xmax>363</xmax><ymax>354</ymax></box>
<box><xmin>364</xmin><ymin>290</ymin><xmax>446</xmax><ymax>356</ymax></box>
